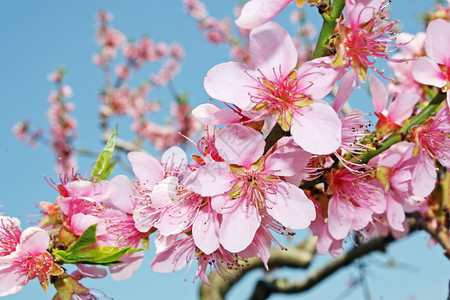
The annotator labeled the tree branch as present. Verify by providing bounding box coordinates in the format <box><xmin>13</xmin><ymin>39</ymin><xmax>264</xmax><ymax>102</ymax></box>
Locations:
<box><xmin>311</xmin><ymin>0</ymin><xmax>345</xmax><ymax>60</ymax></box>
<box><xmin>249</xmin><ymin>234</ymin><xmax>394</xmax><ymax>299</ymax></box>
<box><xmin>199</xmin><ymin>236</ymin><xmax>317</xmax><ymax>300</ymax></box>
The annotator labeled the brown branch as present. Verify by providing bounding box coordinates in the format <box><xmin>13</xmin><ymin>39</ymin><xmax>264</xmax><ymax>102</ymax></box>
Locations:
<box><xmin>249</xmin><ymin>234</ymin><xmax>395</xmax><ymax>299</ymax></box>
<box><xmin>199</xmin><ymin>236</ymin><xmax>317</xmax><ymax>300</ymax></box>
<box><xmin>415</xmin><ymin>217</ymin><xmax>450</xmax><ymax>260</ymax></box>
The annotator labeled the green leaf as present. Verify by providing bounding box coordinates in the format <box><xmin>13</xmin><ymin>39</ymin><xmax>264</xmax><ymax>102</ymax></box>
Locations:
<box><xmin>67</xmin><ymin>224</ymin><xmax>97</xmax><ymax>252</ymax></box>
<box><xmin>53</xmin><ymin>246</ymin><xmax>140</xmax><ymax>265</ymax></box>
<box><xmin>90</xmin><ymin>126</ymin><xmax>118</xmax><ymax>181</ymax></box>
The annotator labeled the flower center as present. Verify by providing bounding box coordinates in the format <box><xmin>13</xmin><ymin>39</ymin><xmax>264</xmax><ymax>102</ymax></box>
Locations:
<box><xmin>247</xmin><ymin>68</ymin><xmax>312</xmax><ymax>130</ymax></box>
<box><xmin>17</xmin><ymin>251</ymin><xmax>54</xmax><ymax>285</ymax></box>
<box><xmin>0</xmin><ymin>219</ymin><xmax>21</xmax><ymax>257</ymax></box>
<box><xmin>228</xmin><ymin>159</ymin><xmax>282</xmax><ymax>209</ymax></box>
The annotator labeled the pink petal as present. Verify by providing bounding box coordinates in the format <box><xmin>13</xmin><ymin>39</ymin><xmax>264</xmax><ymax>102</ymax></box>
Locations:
<box><xmin>109</xmin><ymin>175</ymin><xmax>136</xmax><ymax>214</ymax></box>
<box><xmin>215</xmin><ymin>124</ymin><xmax>265</xmax><ymax>167</ymax></box>
<box><xmin>345</xmin><ymin>0</ymin><xmax>383</xmax><ymax>26</ymax></box>
<box><xmin>249</xmin><ymin>21</ymin><xmax>298</xmax><ymax>75</ymax></box>
<box><xmin>298</xmin><ymin>57</ymin><xmax>343</xmax><ymax>99</ymax></box>
<box><xmin>154</xmin><ymin>233</ymin><xmax>178</xmax><ymax>254</ymax></box>
<box><xmin>265</xmin><ymin>182</ymin><xmax>315</xmax><ymax>229</ymax></box>
<box><xmin>109</xmin><ymin>252</ymin><xmax>144</xmax><ymax>281</ymax></box>
<box><xmin>184</xmin><ymin>162</ymin><xmax>234</xmax><ymax>197</ymax></box>
<box><xmin>425</xmin><ymin>18</ymin><xmax>450</xmax><ymax>66</ymax></box>
<box><xmin>192</xmin><ymin>206</ymin><xmax>220</xmax><ymax>255</ymax></box>
<box><xmin>265</xmin><ymin>140</ymin><xmax>312</xmax><ymax>177</ymax></box>
<box><xmin>18</xmin><ymin>227</ymin><xmax>50</xmax><ymax>255</ymax></box>
<box><xmin>333</xmin><ymin>70</ymin><xmax>355</xmax><ymax>113</ymax></box>
<box><xmin>70</xmin><ymin>214</ymin><xmax>100</xmax><ymax>236</ymax></box>
<box><xmin>369</xmin><ymin>74</ymin><xmax>388</xmax><ymax>114</ymax></box>
<box><xmin>327</xmin><ymin>195</ymin><xmax>354</xmax><ymax>240</ymax></box>
<box><xmin>412</xmin><ymin>57</ymin><xmax>446</xmax><ymax>88</ymax></box>
<box><xmin>0</xmin><ymin>265</ymin><xmax>24</xmax><ymax>297</ymax></box>
<box><xmin>151</xmin><ymin>238</ymin><xmax>195</xmax><ymax>273</ymax></box>
<box><xmin>291</xmin><ymin>102</ymin><xmax>341</xmax><ymax>155</ymax></box>
<box><xmin>150</xmin><ymin>176</ymin><xmax>178</xmax><ymax>207</ymax></box>
<box><xmin>238</xmin><ymin>227</ymin><xmax>271</xmax><ymax>269</ymax></box>
<box><xmin>412</xmin><ymin>152</ymin><xmax>437</xmax><ymax>198</ymax></box>
<box><xmin>161</xmin><ymin>146</ymin><xmax>187</xmax><ymax>172</ymax></box>
<box><xmin>65</xmin><ymin>180</ymin><xmax>94</xmax><ymax>197</ymax></box>
<box><xmin>211</xmin><ymin>194</ymin><xmax>237</xmax><ymax>214</ymax></box>
<box><xmin>73</xmin><ymin>264</ymin><xmax>107</xmax><ymax>279</ymax></box>
<box><xmin>156</xmin><ymin>203</ymin><xmax>194</xmax><ymax>236</ymax></box>
<box><xmin>192</xmin><ymin>103</ymin><xmax>241</xmax><ymax>125</ymax></box>
<box><xmin>386</xmin><ymin>193</ymin><xmax>405</xmax><ymax>232</ymax></box>
<box><xmin>204</xmin><ymin>61</ymin><xmax>257</xmax><ymax>110</ymax></box>
<box><xmin>235</xmin><ymin>0</ymin><xmax>293</xmax><ymax>29</ymax></box>
<box><xmin>387</xmin><ymin>93</ymin><xmax>421</xmax><ymax>125</ymax></box>
<box><xmin>219</xmin><ymin>201</ymin><xmax>261</xmax><ymax>252</ymax></box>
<box><xmin>351</xmin><ymin>206</ymin><xmax>373</xmax><ymax>231</ymax></box>
<box><xmin>127</xmin><ymin>151</ymin><xmax>164</xmax><ymax>187</ymax></box>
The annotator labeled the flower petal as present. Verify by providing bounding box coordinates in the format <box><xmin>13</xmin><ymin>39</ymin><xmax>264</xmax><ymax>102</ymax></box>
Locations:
<box><xmin>235</xmin><ymin>0</ymin><xmax>293</xmax><ymax>29</ymax></box>
<box><xmin>387</xmin><ymin>93</ymin><xmax>420</xmax><ymax>125</ymax></box>
<box><xmin>215</xmin><ymin>124</ymin><xmax>265</xmax><ymax>167</ymax></box>
<box><xmin>127</xmin><ymin>151</ymin><xmax>164</xmax><ymax>187</ymax></box>
<box><xmin>332</xmin><ymin>70</ymin><xmax>355</xmax><ymax>113</ymax></box>
<box><xmin>250</xmin><ymin>21</ymin><xmax>298</xmax><ymax>75</ymax></box>
<box><xmin>193</xmin><ymin>206</ymin><xmax>220</xmax><ymax>255</ymax></box>
<box><xmin>265</xmin><ymin>182</ymin><xmax>315</xmax><ymax>229</ymax></box>
<box><xmin>161</xmin><ymin>146</ymin><xmax>187</xmax><ymax>173</ymax></box>
<box><xmin>109</xmin><ymin>175</ymin><xmax>136</xmax><ymax>214</ymax></box>
<box><xmin>386</xmin><ymin>193</ymin><xmax>405</xmax><ymax>232</ymax></box>
<box><xmin>192</xmin><ymin>103</ymin><xmax>241</xmax><ymax>125</ymax></box>
<box><xmin>184</xmin><ymin>162</ymin><xmax>234</xmax><ymax>196</ymax></box>
<box><xmin>327</xmin><ymin>195</ymin><xmax>354</xmax><ymax>240</ymax></box>
<box><xmin>265</xmin><ymin>139</ymin><xmax>312</xmax><ymax>177</ymax></box>
<box><xmin>412</xmin><ymin>152</ymin><xmax>437</xmax><ymax>198</ymax></box>
<box><xmin>0</xmin><ymin>265</ymin><xmax>24</xmax><ymax>297</ymax></box>
<box><xmin>204</xmin><ymin>61</ymin><xmax>257</xmax><ymax>110</ymax></box>
<box><xmin>291</xmin><ymin>102</ymin><xmax>341</xmax><ymax>155</ymax></box>
<box><xmin>412</xmin><ymin>57</ymin><xmax>446</xmax><ymax>88</ymax></box>
<box><xmin>425</xmin><ymin>18</ymin><xmax>450</xmax><ymax>66</ymax></box>
<box><xmin>298</xmin><ymin>57</ymin><xmax>343</xmax><ymax>100</ymax></box>
<box><xmin>18</xmin><ymin>227</ymin><xmax>50</xmax><ymax>255</ymax></box>
<box><xmin>369</xmin><ymin>74</ymin><xmax>388</xmax><ymax>114</ymax></box>
<box><xmin>219</xmin><ymin>201</ymin><xmax>261</xmax><ymax>252</ymax></box>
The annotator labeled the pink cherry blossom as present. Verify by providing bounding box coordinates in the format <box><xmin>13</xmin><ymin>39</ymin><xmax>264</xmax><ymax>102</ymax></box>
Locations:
<box><xmin>310</xmin><ymin>203</ymin><xmax>343</xmax><ymax>258</ymax></box>
<box><xmin>370</xmin><ymin>142</ymin><xmax>424</xmax><ymax>232</ymax></box>
<box><xmin>410</xmin><ymin>106</ymin><xmax>450</xmax><ymax>197</ymax></box>
<box><xmin>204</xmin><ymin>22</ymin><xmax>342</xmax><ymax>155</ymax></box>
<box><xmin>327</xmin><ymin>167</ymin><xmax>385</xmax><ymax>240</ymax></box>
<box><xmin>0</xmin><ymin>217</ymin><xmax>62</xmax><ymax>296</ymax></box>
<box><xmin>370</xmin><ymin>75</ymin><xmax>421</xmax><ymax>135</ymax></box>
<box><xmin>333</xmin><ymin>0</ymin><xmax>401</xmax><ymax>83</ymax></box>
<box><xmin>186</xmin><ymin>124</ymin><xmax>315</xmax><ymax>252</ymax></box>
<box><xmin>412</xmin><ymin>18</ymin><xmax>450</xmax><ymax>106</ymax></box>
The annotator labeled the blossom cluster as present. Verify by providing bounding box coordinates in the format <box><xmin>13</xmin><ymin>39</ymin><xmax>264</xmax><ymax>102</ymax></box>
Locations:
<box><xmin>6</xmin><ymin>0</ymin><xmax>450</xmax><ymax>298</ymax></box>
<box><xmin>94</xmin><ymin>10</ymin><xmax>200</xmax><ymax>151</ymax></box>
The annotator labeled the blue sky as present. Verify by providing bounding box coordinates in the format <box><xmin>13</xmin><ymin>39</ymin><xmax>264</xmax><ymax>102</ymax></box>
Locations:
<box><xmin>1</xmin><ymin>1</ymin><xmax>448</xmax><ymax>299</ymax></box>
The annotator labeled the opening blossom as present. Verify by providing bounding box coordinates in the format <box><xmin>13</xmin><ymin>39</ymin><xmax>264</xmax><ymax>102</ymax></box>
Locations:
<box><xmin>412</xmin><ymin>18</ymin><xmax>450</xmax><ymax>106</ymax></box>
<box><xmin>332</xmin><ymin>0</ymin><xmax>401</xmax><ymax>83</ymax></box>
<box><xmin>203</xmin><ymin>21</ymin><xmax>342</xmax><ymax>155</ymax></box>
<box><xmin>0</xmin><ymin>217</ymin><xmax>63</xmax><ymax>296</ymax></box>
